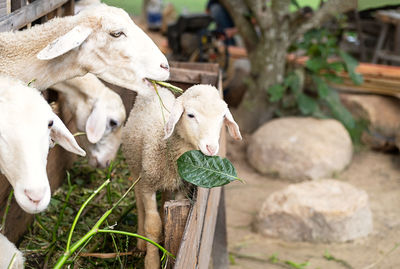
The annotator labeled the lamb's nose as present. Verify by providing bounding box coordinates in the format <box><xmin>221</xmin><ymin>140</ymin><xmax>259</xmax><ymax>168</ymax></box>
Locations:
<box><xmin>24</xmin><ymin>189</ymin><xmax>45</xmax><ymax>204</ymax></box>
<box><xmin>206</xmin><ymin>145</ymin><xmax>217</xmax><ymax>156</ymax></box>
<box><xmin>160</xmin><ymin>63</ymin><xmax>169</xmax><ymax>71</ymax></box>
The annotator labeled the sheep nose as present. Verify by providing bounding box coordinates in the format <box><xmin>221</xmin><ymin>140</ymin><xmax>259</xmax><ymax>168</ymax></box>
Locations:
<box><xmin>206</xmin><ymin>145</ymin><xmax>217</xmax><ymax>156</ymax></box>
<box><xmin>160</xmin><ymin>63</ymin><xmax>169</xmax><ymax>71</ymax></box>
<box><xmin>24</xmin><ymin>189</ymin><xmax>45</xmax><ymax>204</ymax></box>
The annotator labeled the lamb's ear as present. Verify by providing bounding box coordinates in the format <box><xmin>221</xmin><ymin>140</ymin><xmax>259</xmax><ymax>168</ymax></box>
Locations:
<box><xmin>37</xmin><ymin>26</ymin><xmax>93</xmax><ymax>60</ymax></box>
<box><xmin>224</xmin><ymin>109</ymin><xmax>242</xmax><ymax>141</ymax></box>
<box><xmin>86</xmin><ymin>101</ymin><xmax>107</xmax><ymax>144</ymax></box>
<box><xmin>164</xmin><ymin>99</ymin><xmax>184</xmax><ymax>139</ymax></box>
<box><xmin>50</xmin><ymin>113</ymin><xmax>86</xmax><ymax>156</ymax></box>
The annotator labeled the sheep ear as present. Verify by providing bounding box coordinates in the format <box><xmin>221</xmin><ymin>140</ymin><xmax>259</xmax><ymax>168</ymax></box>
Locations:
<box><xmin>164</xmin><ymin>99</ymin><xmax>184</xmax><ymax>139</ymax></box>
<box><xmin>224</xmin><ymin>109</ymin><xmax>242</xmax><ymax>141</ymax></box>
<box><xmin>37</xmin><ymin>26</ymin><xmax>93</xmax><ymax>60</ymax></box>
<box><xmin>86</xmin><ymin>101</ymin><xmax>107</xmax><ymax>144</ymax></box>
<box><xmin>50</xmin><ymin>113</ymin><xmax>86</xmax><ymax>156</ymax></box>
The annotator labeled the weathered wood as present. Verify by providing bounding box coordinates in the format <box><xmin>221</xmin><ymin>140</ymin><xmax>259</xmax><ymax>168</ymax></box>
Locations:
<box><xmin>0</xmin><ymin>1</ymin><xmax>6</xmax><ymax>18</ymax></box>
<box><xmin>169</xmin><ymin>67</ymin><xmax>218</xmax><ymax>86</ymax></box>
<box><xmin>174</xmin><ymin>188</ymin><xmax>210</xmax><ymax>269</ymax></box>
<box><xmin>211</xmin><ymin>188</ymin><xmax>229</xmax><ymax>269</ymax></box>
<box><xmin>170</xmin><ymin>61</ymin><xmax>219</xmax><ymax>73</ymax></box>
<box><xmin>0</xmin><ymin>0</ymin><xmax>69</xmax><ymax>31</ymax></box>
<box><xmin>10</xmin><ymin>0</ymin><xmax>25</xmax><ymax>12</ymax></box>
<box><xmin>163</xmin><ymin>199</ymin><xmax>191</xmax><ymax>269</ymax></box>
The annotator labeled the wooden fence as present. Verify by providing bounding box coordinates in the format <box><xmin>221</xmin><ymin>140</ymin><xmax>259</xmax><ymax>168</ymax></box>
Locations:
<box><xmin>0</xmin><ymin>1</ymin><xmax>229</xmax><ymax>267</ymax></box>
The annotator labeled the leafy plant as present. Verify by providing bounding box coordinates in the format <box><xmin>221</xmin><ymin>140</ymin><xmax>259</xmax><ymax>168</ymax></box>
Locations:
<box><xmin>177</xmin><ymin>150</ymin><xmax>242</xmax><ymax>188</ymax></box>
<box><xmin>267</xmin><ymin>28</ymin><xmax>364</xmax><ymax>141</ymax></box>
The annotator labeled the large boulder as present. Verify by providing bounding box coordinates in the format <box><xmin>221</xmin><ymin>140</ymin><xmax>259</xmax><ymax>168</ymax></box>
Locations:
<box><xmin>340</xmin><ymin>93</ymin><xmax>400</xmax><ymax>151</ymax></box>
<box><xmin>254</xmin><ymin>179</ymin><xmax>373</xmax><ymax>242</ymax></box>
<box><xmin>247</xmin><ymin>117</ymin><xmax>352</xmax><ymax>181</ymax></box>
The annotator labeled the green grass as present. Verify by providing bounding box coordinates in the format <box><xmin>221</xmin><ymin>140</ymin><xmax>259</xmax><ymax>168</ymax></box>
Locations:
<box><xmin>19</xmin><ymin>151</ymin><xmax>145</xmax><ymax>269</ymax></box>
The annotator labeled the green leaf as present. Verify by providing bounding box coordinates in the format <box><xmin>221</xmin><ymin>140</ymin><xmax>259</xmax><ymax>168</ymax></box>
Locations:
<box><xmin>324</xmin><ymin>90</ymin><xmax>355</xmax><ymax>130</ymax></box>
<box><xmin>339</xmin><ymin>51</ymin><xmax>364</xmax><ymax>85</ymax></box>
<box><xmin>285</xmin><ymin>72</ymin><xmax>301</xmax><ymax>96</ymax></box>
<box><xmin>177</xmin><ymin>150</ymin><xmax>241</xmax><ymax>188</ymax></box>
<box><xmin>297</xmin><ymin>93</ymin><xmax>318</xmax><ymax>115</ymax></box>
<box><xmin>327</xmin><ymin>62</ymin><xmax>344</xmax><ymax>72</ymax></box>
<box><xmin>312</xmin><ymin>75</ymin><xmax>330</xmax><ymax>98</ymax></box>
<box><xmin>268</xmin><ymin>84</ymin><xmax>285</xmax><ymax>102</ymax></box>
<box><xmin>323</xmin><ymin>73</ymin><xmax>343</xmax><ymax>84</ymax></box>
<box><xmin>305</xmin><ymin>57</ymin><xmax>327</xmax><ymax>72</ymax></box>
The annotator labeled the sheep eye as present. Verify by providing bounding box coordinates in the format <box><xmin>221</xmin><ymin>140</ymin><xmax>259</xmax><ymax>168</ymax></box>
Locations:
<box><xmin>187</xmin><ymin>113</ymin><xmax>195</xmax><ymax>118</ymax></box>
<box><xmin>109</xmin><ymin>119</ymin><xmax>118</xmax><ymax>128</ymax></box>
<box><xmin>110</xmin><ymin>31</ymin><xmax>125</xmax><ymax>38</ymax></box>
<box><xmin>48</xmin><ymin>120</ymin><xmax>54</xmax><ymax>128</ymax></box>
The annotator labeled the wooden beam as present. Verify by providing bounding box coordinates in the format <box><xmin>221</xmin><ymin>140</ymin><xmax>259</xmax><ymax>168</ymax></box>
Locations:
<box><xmin>0</xmin><ymin>0</ymin><xmax>69</xmax><ymax>31</ymax></box>
<box><xmin>163</xmin><ymin>199</ymin><xmax>191</xmax><ymax>269</ymax></box>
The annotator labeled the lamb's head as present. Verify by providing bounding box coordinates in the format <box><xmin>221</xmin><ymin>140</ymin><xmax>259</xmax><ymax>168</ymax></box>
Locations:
<box><xmin>82</xmin><ymin>94</ymin><xmax>126</xmax><ymax>168</ymax></box>
<box><xmin>164</xmin><ymin>85</ymin><xmax>242</xmax><ymax>156</ymax></box>
<box><xmin>0</xmin><ymin>79</ymin><xmax>85</xmax><ymax>214</ymax></box>
<box><xmin>37</xmin><ymin>4</ymin><xmax>169</xmax><ymax>90</ymax></box>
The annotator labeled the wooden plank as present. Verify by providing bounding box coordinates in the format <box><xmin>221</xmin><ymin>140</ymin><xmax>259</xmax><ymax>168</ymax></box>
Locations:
<box><xmin>174</xmin><ymin>188</ymin><xmax>210</xmax><ymax>269</ymax></box>
<box><xmin>170</xmin><ymin>61</ymin><xmax>219</xmax><ymax>73</ymax></box>
<box><xmin>163</xmin><ymin>199</ymin><xmax>191</xmax><ymax>269</ymax></box>
<box><xmin>198</xmin><ymin>187</ymin><xmax>222</xmax><ymax>268</ymax></box>
<box><xmin>11</xmin><ymin>0</ymin><xmax>26</xmax><ymax>12</ymax></box>
<box><xmin>0</xmin><ymin>1</ymin><xmax>6</xmax><ymax>18</ymax></box>
<box><xmin>211</xmin><ymin>188</ymin><xmax>229</xmax><ymax>269</ymax></box>
<box><xmin>0</xmin><ymin>0</ymin><xmax>69</xmax><ymax>31</ymax></box>
<box><xmin>169</xmin><ymin>67</ymin><xmax>218</xmax><ymax>85</ymax></box>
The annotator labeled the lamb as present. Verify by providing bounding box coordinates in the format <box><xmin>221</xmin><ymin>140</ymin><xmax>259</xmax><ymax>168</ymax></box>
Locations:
<box><xmin>0</xmin><ymin>234</ymin><xmax>24</xmax><ymax>269</ymax></box>
<box><xmin>0</xmin><ymin>76</ymin><xmax>86</xmax><ymax>214</ymax></box>
<box><xmin>122</xmin><ymin>84</ymin><xmax>242</xmax><ymax>268</ymax></box>
<box><xmin>51</xmin><ymin>73</ymin><xmax>126</xmax><ymax>168</ymax></box>
<box><xmin>0</xmin><ymin>3</ymin><xmax>169</xmax><ymax>92</ymax></box>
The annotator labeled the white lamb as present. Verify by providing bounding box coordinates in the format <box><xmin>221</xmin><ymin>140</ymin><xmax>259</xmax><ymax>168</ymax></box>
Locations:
<box><xmin>122</xmin><ymin>84</ymin><xmax>242</xmax><ymax>268</ymax></box>
<box><xmin>51</xmin><ymin>73</ymin><xmax>126</xmax><ymax>168</ymax></box>
<box><xmin>0</xmin><ymin>76</ymin><xmax>86</xmax><ymax>214</ymax></box>
<box><xmin>0</xmin><ymin>3</ymin><xmax>169</xmax><ymax>92</ymax></box>
<box><xmin>0</xmin><ymin>234</ymin><xmax>24</xmax><ymax>269</ymax></box>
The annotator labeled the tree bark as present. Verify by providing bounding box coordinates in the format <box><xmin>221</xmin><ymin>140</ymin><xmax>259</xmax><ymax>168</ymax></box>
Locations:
<box><xmin>220</xmin><ymin>0</ymin><xmax>357</xmax><ymax>132</ymax></box>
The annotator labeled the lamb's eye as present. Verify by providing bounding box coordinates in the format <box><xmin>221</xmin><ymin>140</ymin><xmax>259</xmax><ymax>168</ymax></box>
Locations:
<box><xmin>48</xmin><ymin>120</ymin><xmax>54</xmax><ymax>128</ymax></box>
<box><xmin>110</xmin><ymin>31</ymin><xmax>125</xmax><ymax>38</ymax></box>
<box><xmin>187</xmin><ymin>113</ymin><xmax>195</xmax><ymax>118</ymax></box>
<box><xmin>109</xmin><ymin>119</ymin><xmax>118</xmax><ymax>128</ymax></box>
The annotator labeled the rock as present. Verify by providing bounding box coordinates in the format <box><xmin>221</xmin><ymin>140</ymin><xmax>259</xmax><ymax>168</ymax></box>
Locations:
<box><xmin>340</xmin><ymin>93</ymin><xmax>400</xmax><ymax>151</ymax></box>
<box><xmin>254</xmin><ymin>179</ymin><xmax>373</xmax><ymax>242</ymax></box>
<box><xmin>247</xmin><ymin>117</ymin><xmax>352</xmax><ymax>181</ymax></box>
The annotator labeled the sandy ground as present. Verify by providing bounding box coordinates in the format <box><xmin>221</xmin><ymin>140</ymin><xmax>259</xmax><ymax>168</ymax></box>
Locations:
<box><xmin>225</xmin><ymin>135</ymin><xmax>400</xmax><ymax>269</ymax></box>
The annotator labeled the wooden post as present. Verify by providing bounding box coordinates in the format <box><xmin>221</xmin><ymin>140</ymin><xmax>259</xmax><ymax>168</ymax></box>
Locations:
<box><xmin>211</xmin><ymin>188</ymin><xmax>229</xmax><ymax>269</ymax></box>
<box><xmin>163</xmin><ymin>199</ymin><xmax>191</xmax><ymax>269</ymax></box>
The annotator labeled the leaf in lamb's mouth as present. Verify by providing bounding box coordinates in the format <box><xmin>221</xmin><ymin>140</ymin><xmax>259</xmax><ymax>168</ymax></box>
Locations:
<box><xmin>177</xmin><ymin>150</ymin><xmax>243</xmax><ymax>188</ymax></box>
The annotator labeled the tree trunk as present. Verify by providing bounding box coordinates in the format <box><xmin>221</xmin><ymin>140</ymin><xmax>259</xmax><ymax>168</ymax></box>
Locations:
<box><xmin>220</xmin><ymin>0</ymin><xmax>357</xmax><ymax>133</ymax></box>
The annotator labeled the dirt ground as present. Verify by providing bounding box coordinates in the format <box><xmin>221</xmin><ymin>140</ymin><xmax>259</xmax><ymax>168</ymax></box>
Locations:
<box><xmin>225</xmin><ymin>134</ymin><xmax>400</xmax><ymax>269</ymax></box>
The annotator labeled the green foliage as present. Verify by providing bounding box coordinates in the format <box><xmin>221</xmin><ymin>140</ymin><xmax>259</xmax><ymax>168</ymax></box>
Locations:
<box><xmin>177</xmin><ymin>150</ymin><xmax>241</xmax><ymax>188</ymax></box>
<box><xmin>267</xmin><ymin>28</ymin><xmax>365</xmax><ymax>141</ymax></box>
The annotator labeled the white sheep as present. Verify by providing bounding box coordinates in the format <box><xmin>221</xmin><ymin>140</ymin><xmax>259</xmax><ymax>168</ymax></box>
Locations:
<box><xmin>51</xmin><ymin>73</ymin><xmax>126</xmax><ymax>168</ymax></box>
<box><xmin>0</xmin><ymin>3</ymin><xmax>169</xmax><ymax>92</ymax></box>
<box><xmin>122</xmin><ymin>84</ymin><xmax>242</xmax><ymax>268</ymax></box>
<box><xmin>0</xmin><ymin>234</ymin><xmax>24</xmax><ymax>269</ymax></box>
<box><xmin>0</xmin><ymin>76</ymin><xmax>85</xmax><ymax>214</ymax></box>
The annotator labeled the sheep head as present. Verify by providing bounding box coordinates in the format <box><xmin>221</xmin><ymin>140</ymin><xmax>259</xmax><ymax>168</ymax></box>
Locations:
<box><xmin>37</xmin><ymin>4</ymin><xmax>169</xmax><ymax>92</ymax></box>
<box><xmin>0</xmin><ymin>78</ymin><xmax>85</xmax><ymax>214</ymax></box>
<box><xmin>164</xmin><ymin>85</ymin><xmax>242</xmax><ymax>156</ymax></box>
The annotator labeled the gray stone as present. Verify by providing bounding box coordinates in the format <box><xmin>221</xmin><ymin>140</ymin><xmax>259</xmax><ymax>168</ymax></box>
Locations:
<box><xmin>247</xmin><ymin>117</ymin><xmax>352</xmax><ymax>181</ymax></box>
<box><xmin>255</xmin><ymin>179</ymin><xmax>373</xmax><ymax>242</ymax></box>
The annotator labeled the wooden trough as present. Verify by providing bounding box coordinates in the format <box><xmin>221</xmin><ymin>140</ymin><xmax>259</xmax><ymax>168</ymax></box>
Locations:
<box><xmin>0</xmin><ymin>2</ymin><xmax>229</xmax><ymax>267</ymax></box>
